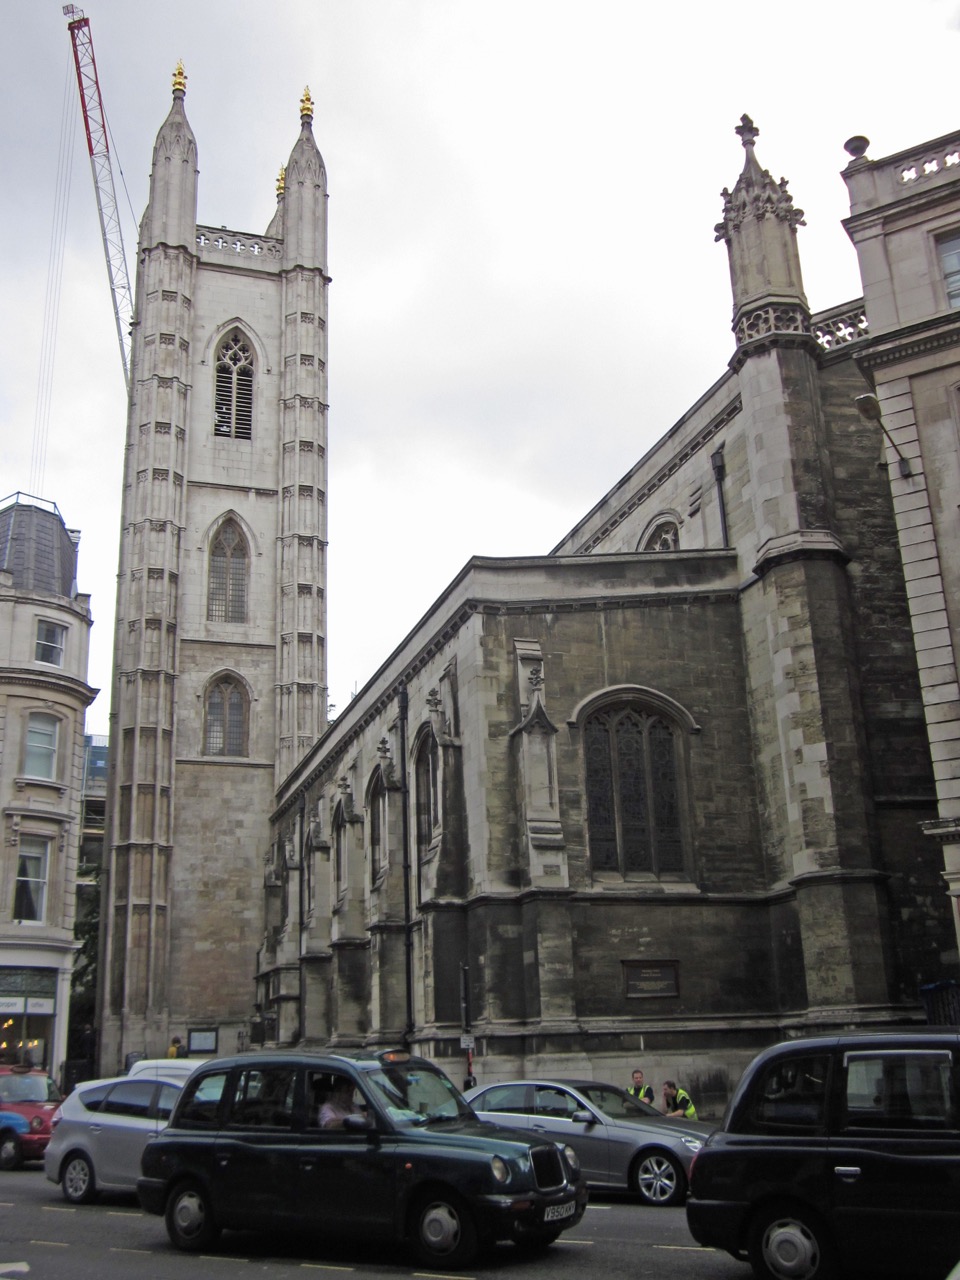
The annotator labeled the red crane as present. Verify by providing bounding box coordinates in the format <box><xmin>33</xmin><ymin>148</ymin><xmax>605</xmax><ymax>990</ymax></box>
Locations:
<box><xmin>63</xmin><ymin>5</ymin><xmax>133</xmax><ymax>390</ymax></box>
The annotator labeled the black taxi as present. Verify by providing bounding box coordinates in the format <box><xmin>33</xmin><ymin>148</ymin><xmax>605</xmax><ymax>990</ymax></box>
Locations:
<box><xmin>137</xmin><ymin>1048</ymin><xmax>586</xmax><ymax>1267</ymax></box>
<box><xmin>686</xmin><ymin>1030</ymin><xmax>960</xmax><ymax>1280</ymax></box>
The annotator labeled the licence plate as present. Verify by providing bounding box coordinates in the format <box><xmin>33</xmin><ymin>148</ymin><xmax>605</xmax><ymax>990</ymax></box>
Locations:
<box><xmin>544</xmin><ymin>1200</ymin><xmax>576</xmax><ymax>1223</ymax></box>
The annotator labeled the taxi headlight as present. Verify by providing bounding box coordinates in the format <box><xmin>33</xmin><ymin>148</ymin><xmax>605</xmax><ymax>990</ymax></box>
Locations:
<box><xmin>491</xmin><ymin>1156</ymin><xmax>510</xmax><ymax>1184</ymax></box>
<box><xmin>562</xmin><ymin>1144</ymin><xmax>580</xmax><ymax>1174</ymax></box>
<box><xmin>30</xmin><ymin>1116</ymin><xmax>45</xmax><ymax>1133</ymax></box>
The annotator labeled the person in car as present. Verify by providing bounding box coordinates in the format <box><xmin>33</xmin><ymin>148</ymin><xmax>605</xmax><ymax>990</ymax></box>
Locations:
<box><xmin>319</xmin><ymin>1077</ymin><xmax>358</xmax><ymax>1128</ymax></box>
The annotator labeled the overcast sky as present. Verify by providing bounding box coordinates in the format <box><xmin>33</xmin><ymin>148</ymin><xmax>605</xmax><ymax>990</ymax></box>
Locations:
<box><xmin>4</xmin><ymin>0</ymin><xmax>960</xmax><ymax>735</ymax></box>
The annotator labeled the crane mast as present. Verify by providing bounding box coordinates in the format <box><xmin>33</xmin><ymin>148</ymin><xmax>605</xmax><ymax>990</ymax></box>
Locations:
<box><xmin>63</xmin><ymin>5</ymin><xmax>133</xmax><ymax>390</ymax></box>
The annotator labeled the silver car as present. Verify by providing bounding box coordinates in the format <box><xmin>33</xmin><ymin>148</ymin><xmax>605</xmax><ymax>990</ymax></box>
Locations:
<box><xmin>44</xmin><ymin>1074</ymin><xmax>181</xmax><ymax>1204</ymax></box>
<box><xmin>464</xmin><ymin>1079</ymin><xmax>712</xmax><ymax>1206</ymax></box>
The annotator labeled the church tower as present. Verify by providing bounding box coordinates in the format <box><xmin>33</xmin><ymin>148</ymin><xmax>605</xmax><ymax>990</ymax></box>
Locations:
<box><xmin>100</xmin><ymin>72</ymin><xmax>330</xmax><ymax>1069</ymax></box>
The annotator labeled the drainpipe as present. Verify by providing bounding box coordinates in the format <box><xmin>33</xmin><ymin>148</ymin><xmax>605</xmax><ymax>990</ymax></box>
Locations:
<box><xmin>297</xmin><ymin>791</ymin><xmax>306</xmax><ymax>1045</ymax></box>
<box><xmin>398</xmin><ymin>683</ymin><xmax>414</xmax><ymax>1047</ymax></box>
<box><xmin>711</xmin><ymin>444</ymin><xmax>730</xmax><ymax>547</ymax></box>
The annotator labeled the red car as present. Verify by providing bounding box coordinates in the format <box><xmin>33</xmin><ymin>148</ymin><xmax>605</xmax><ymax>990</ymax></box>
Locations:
<box><xmin>0</xmin><ymin>1066</ymin><xmax>62</xmax><ymax>1168</ymax></box>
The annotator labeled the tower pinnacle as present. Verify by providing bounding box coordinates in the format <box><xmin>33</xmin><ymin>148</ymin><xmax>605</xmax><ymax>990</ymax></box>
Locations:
<box><xmin>172</xmin><ymin>61</ymin><xmax>187</xmax><ymax>94</ymax></box>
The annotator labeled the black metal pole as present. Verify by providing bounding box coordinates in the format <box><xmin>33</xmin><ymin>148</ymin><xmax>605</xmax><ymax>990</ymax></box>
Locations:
<box><xmin>711</xmin><ymin>445</ymin><xmax>730</xmax><ymax>548</ymax></box>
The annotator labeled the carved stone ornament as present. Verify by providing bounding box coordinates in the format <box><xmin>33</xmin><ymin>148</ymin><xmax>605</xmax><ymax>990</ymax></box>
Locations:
<box><xmin>715</xmin><ymin>115</ymin><xmax>805</xmax><ymax>245</ymax></box>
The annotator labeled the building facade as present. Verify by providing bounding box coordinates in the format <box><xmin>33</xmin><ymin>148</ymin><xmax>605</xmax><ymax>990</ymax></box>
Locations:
<box><xmin>0</xmin><ymin>494</ymin><xmax>96</xmax><ymax>1077</ymax></box>
<box><xmin>842</xmin><ymin>131</ymin><xmax>960</xmax><ymax>952</ymax></box>
<box><xmin>99</xmin><ymin>73</ymin><xmax>330</xmax><ymax>1072</ymax></box>
<box><xmin>255</xmin><ymin>118</ymin><xmax>959</xmax><ymax>1110</ymax></box>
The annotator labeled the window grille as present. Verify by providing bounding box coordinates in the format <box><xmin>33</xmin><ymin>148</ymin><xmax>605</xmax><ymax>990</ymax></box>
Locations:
<box><xmin>208</xmin><ymin>520</ymin><xmax>248</xmax><ymax>623</ymax></box>
<box><xmin>641</xmin><ymin>521</ymin><xmax>680</xmax><ymax>552</ymax></box>
<box><xmin>214</xmin><ymin>331</ymin><xmax>254</xmax><ymax>439</ymax></box>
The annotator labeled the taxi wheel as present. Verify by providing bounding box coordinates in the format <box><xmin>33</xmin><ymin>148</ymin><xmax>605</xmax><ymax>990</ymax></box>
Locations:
<box><xmin>631</xmin><ymin>1149</ymin><xmax>685</xmax><ymax>1207</ymax></box>
<box><xmin>411</xmin><ymin>1190</ymin><xmax>479</xmax><ymax>1268</ymax></box>
<box><xmin>62</xmin><ymin>1152</ymin><xmax>97</xmax><ymax>1204</ymax></box>
<box><xmin>748</xmin><ymin>1201</ymin><xmax>837</xmax><ymax>1280</ymax></box>
<box><xmin>0</xmin><ymin>1131</ymin><xmax>23</xmax><ymax>1171</ymax></box>
<box><xmin>165</xmin><ymin>1180</ymin><xmax>221</xmax><ymax>1252</ymax></box>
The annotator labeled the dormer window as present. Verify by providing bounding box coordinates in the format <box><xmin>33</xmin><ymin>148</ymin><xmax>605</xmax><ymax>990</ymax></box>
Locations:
<box><xmin>214</xmin><ymin>330</ymin><xmax>254</xmax><ymax>439</ymax></box>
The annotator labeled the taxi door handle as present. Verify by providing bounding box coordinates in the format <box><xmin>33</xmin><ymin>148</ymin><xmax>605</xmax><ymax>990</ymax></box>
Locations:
<box><xmin>834</xmin><ymin>1166</ymin><xmax>861</xmax><ymax>1180</ymax></box>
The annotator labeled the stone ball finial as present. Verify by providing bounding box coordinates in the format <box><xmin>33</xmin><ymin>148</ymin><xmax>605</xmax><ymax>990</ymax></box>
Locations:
<box><xmin>844</xmin><ymin>136</ymin><xmax>870</xmax><ymax>160</ymax></box>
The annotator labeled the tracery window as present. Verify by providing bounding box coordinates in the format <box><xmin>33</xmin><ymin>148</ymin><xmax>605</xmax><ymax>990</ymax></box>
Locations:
<box><xmin>584</xmin><ymin>704</ymin><xmax>685</xmax><ymax>877</ymax></box>
<box><xmin>214</xmin><ymin>330</ymin><xmax>254</xmax><ymax>439</ymax></box>
<box><xmin>207</xmin><ymin>520</ymin><xmax>248</xmax><ymax>623</ymax></box>
<box><xmin>203</xmin><ymin>675</ymin><xmax>248</xmax><ymax>757</ymax></box>
<box><xmin>641</xmin><ymin>521</ymin><xmax>680</xmax><ymax>552</ymax></box>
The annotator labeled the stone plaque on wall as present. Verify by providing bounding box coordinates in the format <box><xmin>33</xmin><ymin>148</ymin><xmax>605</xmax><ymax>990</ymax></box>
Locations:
<box><xmin>623</xmin><ymin>960</ymin><xmax>679</xmax><ymax>999</ymax></box>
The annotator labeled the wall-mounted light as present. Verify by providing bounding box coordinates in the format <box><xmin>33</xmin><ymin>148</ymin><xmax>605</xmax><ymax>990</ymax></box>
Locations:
<box><xmin>855</xmin><ymin>394</ymin><xmax>912</xmax><ymax>477</ymax></box>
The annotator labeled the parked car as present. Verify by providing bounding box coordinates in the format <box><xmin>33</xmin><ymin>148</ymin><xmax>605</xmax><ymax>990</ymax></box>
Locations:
<box><xmin>686</xmin><ymin>1030</ymin><xmax>960</xmax><ymax>1280</ymax></box>
<box><xmin>126</xmin><ymin>1057</ymin><xmax>209</xmax><ymax>1082</ymax></box>
<box><xmin>45</xmin><ymin>1074</ymin><xmax>182</xmax><ymax>1203</ymax></box>
<box><xmin>138</xmin><ymin>1048</ymin><xmax>587</xmax><ymax>1267</ymax></box>
<box><xmin>0</xmin><ymin>1066</ymin><xmax>62</xmax><ymax>1168</ymax></box>
<box><xmin>464</xmin><ymin>1078</ymin><xmax>712</xmax><ymax>1206</ymax></box>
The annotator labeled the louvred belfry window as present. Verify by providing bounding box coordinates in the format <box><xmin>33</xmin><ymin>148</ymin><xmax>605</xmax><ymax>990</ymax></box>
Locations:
<box><xmin>214</xmin><ymin>331</ymin><xmax>254</xmax><ymax>439</ymax></box>
<box><xmin>584</xmin><ymin>706</ymin><xmax>685</xmax><ymax>877</ymax></box>
<box><xmin>208</xmin><ymin>520</ymin><xmax>248</xmax><ymax>623</ymax></box>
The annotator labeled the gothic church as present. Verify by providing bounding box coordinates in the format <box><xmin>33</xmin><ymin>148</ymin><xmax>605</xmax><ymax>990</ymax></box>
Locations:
<box><xmin>102</xmin><ymin>75</ymin><xmax>960</xmax><ymax>1106</ymax></box>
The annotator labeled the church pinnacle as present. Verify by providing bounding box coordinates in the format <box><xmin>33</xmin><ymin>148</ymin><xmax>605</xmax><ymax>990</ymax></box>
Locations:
<box><xmin>715</xmin><ymin>115</ymin><xmax>810</xmax><ymax>356</ymax></box>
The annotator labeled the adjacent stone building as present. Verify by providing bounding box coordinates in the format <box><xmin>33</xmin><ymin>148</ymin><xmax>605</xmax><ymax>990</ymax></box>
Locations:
<box><xmin>99</xmin><ymin>74</ymin><xmax>329</xmax><ymax>1071</ymax></box>
<box><xmin>256</xmin><ymin>117</ymin><xmax>960</xmax><ymax>1105</ymax></box>
<box><xmin>0</xmin><ymin>493</ymin><xmax>96</xmax><ymax>1076</ymax></box>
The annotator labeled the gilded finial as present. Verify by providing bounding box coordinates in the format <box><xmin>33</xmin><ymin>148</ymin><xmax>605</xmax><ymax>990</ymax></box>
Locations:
<box><xmin>276</xmin><ymin>164</ymin><xmax>286</xmax><ymax>198</ymax></box>
<box><xmin>300</xmin><ymin>85</ymin><xmax>314</xmax><ymax>121</ymax></box>
<box><xmin>172</xmin><ymin>61</ymin><xmax>187</xmax><ymax>94</ymax></box>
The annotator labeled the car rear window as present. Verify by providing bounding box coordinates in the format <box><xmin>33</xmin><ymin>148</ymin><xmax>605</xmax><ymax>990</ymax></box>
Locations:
<box><xmin>841</xmin><ymin>1050</ymin><xmax>957</xmax><ymax>1131</ymax></box>
<box><xmin>0</xmin><ymin>1073</ymin><xmax>61</xmax><ymax>1104</ymax></box>
<box><xmin>102</xmin><ymin>1080</ymin><xmax>157</xmax><ymax>1119</ymax></box>
<box><xmin>77</xmin><ymin>1082</ymin><xmax>113</xmax><ymax>1113</ymax></box>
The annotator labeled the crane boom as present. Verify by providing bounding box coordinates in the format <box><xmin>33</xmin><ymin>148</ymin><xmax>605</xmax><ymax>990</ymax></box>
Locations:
<box><xmin>64</xmin><ymin>5</ymin><xmax>133</xmax><ymax>390</ymax></box>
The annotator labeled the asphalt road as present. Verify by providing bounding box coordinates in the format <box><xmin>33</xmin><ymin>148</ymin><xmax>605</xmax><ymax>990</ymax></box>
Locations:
<box><xmin>0</xmin><ymin>1166</ymin><xmax>752</xmax><ymax>1280</ymax></box>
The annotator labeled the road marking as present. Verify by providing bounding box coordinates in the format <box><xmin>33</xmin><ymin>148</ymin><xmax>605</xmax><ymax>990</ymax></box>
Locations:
<box><xmin>653</xmin><ymin>1244</ymin><xmax>717</xmax><ymax>1251</ymax></box>
<box><xmin>412</xmin><ymin>1273</ymin><xmax>471</xmax><ymax>1279</ymax></box>
<box><xmin>559</xmin><ymin>1238</ymin><xmax>594</xmax><ymax>1245</ymax></box>
<box><xmin>28</xmin><ymin>1241</ymin><xmax>67</xmax><ymax>1248</ymax></box>
<box><xmin>198</xmin><ymin>1257</ymin><xmax>246</xmax><ymax>1264</ymax></box>
<box><xmin>0</xmin><ymin>1265</ymin><xmax>29</xmax><ymax>1276</ymax></box>
<box><xmin>300</xmin><ymin>1268</ymin><xmax>355</xmax><ymax>1273</ymax></box>
<box><xmin>106</xmin><ymin>1210</ymin><xmax>143</xmax><ymax>1217</ymax></box>
<box><xmin>109</xmin><ymin>1249</ymin><xmax>152</xmax><ymax>1255</ymax></box>
<box><xmin>40</xmin><ymin>1207</ymin><xmax>74</xmax><ymax>1213</ymax></box>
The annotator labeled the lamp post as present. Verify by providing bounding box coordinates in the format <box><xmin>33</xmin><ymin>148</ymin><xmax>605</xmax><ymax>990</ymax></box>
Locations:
<box><xmin>855</xmin><ymin>394</ymin><xmax>912</xmax><ymax>477</ymax></box>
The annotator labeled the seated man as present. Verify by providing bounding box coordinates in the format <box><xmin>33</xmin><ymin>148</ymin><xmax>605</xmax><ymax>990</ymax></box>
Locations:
<box><xmin>319</xmin><ymin>1076</ymin><xmax>358</xmax><ymax>1129</ymax></box>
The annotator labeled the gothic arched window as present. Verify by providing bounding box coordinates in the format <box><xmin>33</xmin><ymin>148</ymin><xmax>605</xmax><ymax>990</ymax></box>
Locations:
<box><xmin>369</xmin><ymin>769</ymin><xmax>387</xmax><ymax>887</ymax></box>
<box><xmin>333</xmin><ymin>802</ymin><xmax>347</xmax><ymax>896</ymax></box>
<box><xmin>583</xmin><ymin>703</ymin><xmax>686</xmax><ymax>878</ymax></box>
<box><xmin>207</xmin><ymin>520</ymin><xmax>248</xmax><ymax>623</ymax></box>
<box><xmin>414</xmin><ymin>731</ymin><xmax>439</xmax><ymax>899</ymax></box>
<box><xmin>214</xmin><ymin>330</ymin><xmax>254</xmax><ymax>439</ymax></box>
<box><xmin>203</xmin><ymin>674</ymin><xmax>248</xmax><ymax>757</ymax></box>
<box><xmin>641</xmin><ymin>521</ymin><xmax>680</xmax><ymax>552</ymax></box>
